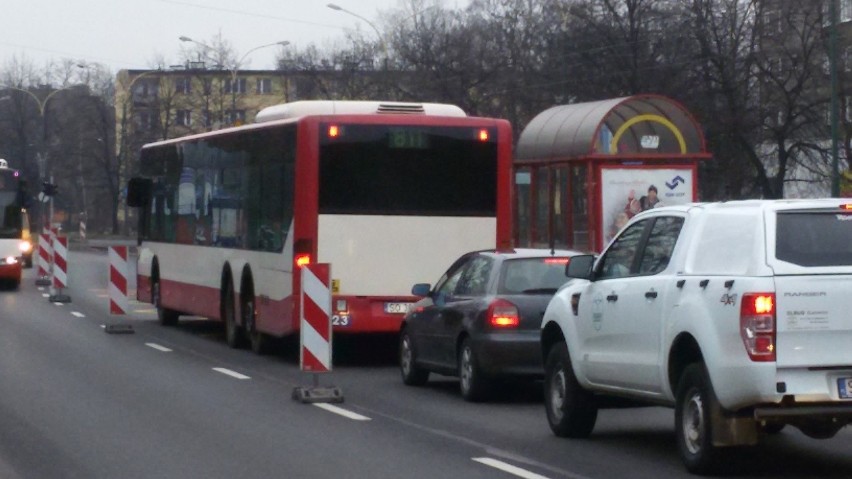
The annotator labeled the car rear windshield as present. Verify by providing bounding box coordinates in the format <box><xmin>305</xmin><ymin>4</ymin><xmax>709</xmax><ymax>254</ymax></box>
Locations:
<box><xmin>776</xmin><ymin>211</ymin><xmax>852</xmax><ymax>266</ymax></box>
<box><xmin>499</xmin><ymin>257</ymin><xmax>571</xmax><ymax>294</ymax></box>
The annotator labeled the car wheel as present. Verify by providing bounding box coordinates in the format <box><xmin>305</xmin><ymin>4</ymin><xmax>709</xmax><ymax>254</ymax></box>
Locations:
<box><xmin>223</xmin><ymin>282</ymin><xmax>244</xmax><ymax>349</ymax></box>
<box><xmin>153</xmin><ymin>276</ymin><xmax>179</xmax><ymax>326</ymax></box>
<box><xmin>459</xmin><ymin>337</ymin><xmax>490</xmax><ymax>402</ymax></box>
<box><xmin>544</xmin><ymin>342</ymin><xmax>597</xmax><ymax>438</ymax></box>
<box><xmin>399</xmin><ymin>330</ymin><xmax>429</xmax><ymax>386</ymax></box>
<box><xmin>675</xmin><ymin>363</ymin><xmax>727</xmax><ymax>474</ymax></box>
<box><xmin>243</xmin><ymin>290</ymin><xmax>271</xmax><ymax>355</ymax></box>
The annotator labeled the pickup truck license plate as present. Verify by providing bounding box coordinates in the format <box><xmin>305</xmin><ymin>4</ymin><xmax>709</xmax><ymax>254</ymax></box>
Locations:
<box><xmin>384</xmin><ymin>302</ymin><xmax>411</xmax><ymax>314</ymax></box>
<box><xmin>837</xmin><ymin>378</ymin><xmax>852</xmax><ymax>399</ymax></box>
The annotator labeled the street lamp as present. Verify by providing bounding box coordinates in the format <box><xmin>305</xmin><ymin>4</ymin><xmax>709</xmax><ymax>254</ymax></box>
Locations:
<box><xmin>327</xmin><ymin>3</ymin><xmax>389</xmax><ymax>69</ymax></box>
<box><xmin>179</xmin><ymin>36</ymin><xmax>289</xmax><ymax>125</ymax></box>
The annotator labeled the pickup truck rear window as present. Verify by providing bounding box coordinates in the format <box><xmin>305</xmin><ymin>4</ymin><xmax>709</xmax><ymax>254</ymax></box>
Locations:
<box><xmin>776</xmin><ymin>212</ymin><xmax>852</xmax><ymax>266</ymax></box>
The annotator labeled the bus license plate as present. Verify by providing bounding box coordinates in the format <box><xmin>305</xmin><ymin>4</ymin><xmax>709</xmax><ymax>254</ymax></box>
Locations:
<box><xmin>384</xmin><ymin>302</ymin><xmax>411</xmax><ymax>314</ymax></box>
<box><xmin>837</xmin><ymin>378</ymin><xmax>852</xmax><ymax>399</ymax></box>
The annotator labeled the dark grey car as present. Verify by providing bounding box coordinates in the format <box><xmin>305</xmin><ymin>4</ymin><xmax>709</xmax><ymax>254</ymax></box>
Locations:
<box><xmin>399</xmin><ymin>248</ymin><xmax>580</xmax><ymax>401</ymax></box>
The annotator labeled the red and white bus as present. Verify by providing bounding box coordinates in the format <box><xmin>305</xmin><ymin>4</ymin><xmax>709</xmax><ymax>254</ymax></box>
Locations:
<box><xmin>0</xmin><ymin>160</ymin><xmax>33</xmax><ymax>289</ymax></box>
<box><xmin>128</xmin><ymin>101</ymin><xmax>512</xmax><ymax>353</ymax></box>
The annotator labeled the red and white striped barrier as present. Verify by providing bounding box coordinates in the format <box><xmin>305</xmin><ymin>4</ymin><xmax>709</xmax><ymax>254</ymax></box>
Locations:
<box><xmin>35</xmin><ymin>233</ymin><xmax>52</xmax><ymax>284</ymax></box>
<box><xmin>52</xmin><ymin>236</ymin><xmax>68</xmax><ymax>290</ymax></box>
<box><xmin>109</xmin><ymin>246</ymin><xmax>129</xmax><ymax>315</ymax></box>
<box><xmin>300</xmin><ymin>263</ymin><xmax>332</xmax><ymax>372</ymax></box>
<box><xmin>49</xmin><ymin>235</ymin><xmax>71</xmax><ymax>303</ymax></box>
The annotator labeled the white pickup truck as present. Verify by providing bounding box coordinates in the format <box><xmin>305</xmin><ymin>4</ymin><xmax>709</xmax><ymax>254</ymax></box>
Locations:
<box><xmin>540</xmin><ymin>199</ymin><xmax>852</xmax><ymax>474</ymax></box>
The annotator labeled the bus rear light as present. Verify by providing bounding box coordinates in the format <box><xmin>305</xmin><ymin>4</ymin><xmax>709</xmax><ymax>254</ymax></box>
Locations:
<box><xmin>295</xmin><ymin>254</ymin><xmax>311</xmax><ymax>268</ymax></box>
<box><xmin>478</xmin><ymin>129</ymin><xmax>489</xmax><ymax>141</ymax></box>
<box><xmin>488</xmin><ymin>299</ymin><xmax>519</xmax><ymax>328</ymax></box>
<box><xmin>842</xmin><ymin>204</ymin><xmax>852</xmax><ymax>211</ymax></box>
<box><xmin>740</xmin><ymin>293</ymin><xmax>776</xmax><ymax>362</ymax></box>
<box><xmin>328</xmin><ymin>125</ymin><xmax>340</xmax><ymax>138</ymax></box>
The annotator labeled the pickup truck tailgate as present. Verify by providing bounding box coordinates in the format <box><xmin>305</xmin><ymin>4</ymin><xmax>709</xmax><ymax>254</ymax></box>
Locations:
<box><xmin>775</xmin><ymin>275</ymin><xmax>852</xmax><ymax>368</ymax></box>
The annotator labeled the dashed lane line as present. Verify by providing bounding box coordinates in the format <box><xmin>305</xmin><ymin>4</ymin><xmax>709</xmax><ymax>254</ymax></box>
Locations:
<box><xmin>212</xmin><ymin>367</ymin><xmax>251</xmax><ymax>380</ymax></box>
<box><xmin>312</xmin><ymin>403</ymin><xmax>371</xmax><ymax>421</ymax></box>
<box><xmin>71</xmin><ymin>312</ymin><xmax>85</xmax><ymax>318</ymax></box>
<box><xmin>472</xmin><ymin>458</ymin><xmax>550</xmax><ymax>479</ymax></box>
<box><xmin>145</xmin><ymin>343</ymin><xmax>172</xmax><ymax>352</ymax></box>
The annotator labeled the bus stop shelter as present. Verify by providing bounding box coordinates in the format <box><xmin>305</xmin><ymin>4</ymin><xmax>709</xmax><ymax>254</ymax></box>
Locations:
<box><xmin>514</xmin><ymin>94</ymin><xmax>712</xmax><ymax>252</ymax></box>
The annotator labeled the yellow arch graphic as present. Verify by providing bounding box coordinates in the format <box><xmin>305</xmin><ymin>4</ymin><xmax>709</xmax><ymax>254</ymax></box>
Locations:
<box><xmin>609</xmin><ymin>114</ymin><xmax>687</xmax><ymax>154</ymax></box>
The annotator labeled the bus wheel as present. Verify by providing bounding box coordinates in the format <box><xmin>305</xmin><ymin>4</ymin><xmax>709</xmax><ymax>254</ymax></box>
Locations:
<box><xmin>243</xmin><ymin>291</ymin><xmax>271</xmax><ymax>355</ymax></box>
<box><xmin>153</xmin><ymin>277</ymin><xmax>179</xmax><ymax>326</ymax></box>
<box><xmin>223</xmin><ymin>283</ymin><xmax>244</xmax><ymax>349</ymax></box>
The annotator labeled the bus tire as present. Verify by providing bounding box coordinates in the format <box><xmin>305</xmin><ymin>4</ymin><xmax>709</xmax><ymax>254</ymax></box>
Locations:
<box><xmin>242</xmin><ymin>284</ymin><xmax>271</xmax><ymax>355</ymax></box>
<box><xmin>152</xmin><ymin>275</ymin><xmax>179</xmax><ymax>326</ymax></box>
<box><xmin>223</xmin><ymin>281</ymin><xmax>244</xmax><ymax>349</ymax></box>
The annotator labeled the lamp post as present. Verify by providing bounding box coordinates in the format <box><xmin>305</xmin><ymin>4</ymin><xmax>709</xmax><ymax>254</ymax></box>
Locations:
<box><xmin>179</xmin><ymin>36</ymin><xmax>289</xmax><ymax>125</ymax></box>
<box><xmin>327</xmin><ymin>3</ymin><xmax>389</xmax><ymax>69</ymax></box>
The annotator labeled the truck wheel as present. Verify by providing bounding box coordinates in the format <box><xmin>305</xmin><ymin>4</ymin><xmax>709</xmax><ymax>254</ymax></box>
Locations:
<box><xmin>675</xmin><ymin>363</ymin><xmax>725</xmax><ymax>474</ymax></box>
<box><xmin>153</xmin><ymin>277</ymin><xmax>179</xmax><ymax>326</ymax></box>
<box><xmin>544</xmin><ymin>342</ymin><xmax>597</xmax><ymax>438</ymax></box>
<box><xmin>459</xmin><ymin>337</ymin><xmax>491</xmax><ymax>402</ymax></box>
<box><xmin>399</xmin><ymin>330</ymin><xmax>429</xmax><ymax>386</ymax></box>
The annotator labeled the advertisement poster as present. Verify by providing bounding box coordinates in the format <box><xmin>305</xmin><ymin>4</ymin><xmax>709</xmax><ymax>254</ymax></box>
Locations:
<box><xmin>601</xmin><ymin>167</ymin><xmax>694</xmax><ymax>245</ymax></box>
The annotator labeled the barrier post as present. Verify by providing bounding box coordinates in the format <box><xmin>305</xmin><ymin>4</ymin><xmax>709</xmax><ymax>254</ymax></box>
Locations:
<box><xmin>293</xmin><ymin>263</ymin><xmax>343</xmax><ymax>403</ymax></box>
<box><xmin>104</xmin><ymin>245</ymin><xmax>134</xmax><ymax>334</ymax></box>
<box><xmin>48</xmin><ymin>235</ymin><xmax>71</xmax><ymax>303</ymax></box>
<box><xmin>35</xmin><ymin>233</ymin><xmax>52</xmax><ymax>286</ymax></box>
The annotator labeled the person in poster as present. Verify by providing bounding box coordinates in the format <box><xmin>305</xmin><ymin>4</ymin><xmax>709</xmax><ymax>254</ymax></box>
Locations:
<box><xmin>639</xmin><ymin>185</ymin><xmax>660</xmax><ymax>211</ymax></box>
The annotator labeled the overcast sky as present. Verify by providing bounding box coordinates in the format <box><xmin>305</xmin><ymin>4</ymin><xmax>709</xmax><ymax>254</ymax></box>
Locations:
<box><xmin>1</xmin><ymin>0</ymin><xmax>464</xmax><ymax>73</ymax></box>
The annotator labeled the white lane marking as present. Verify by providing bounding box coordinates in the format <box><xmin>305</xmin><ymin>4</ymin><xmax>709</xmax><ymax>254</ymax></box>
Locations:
<box><xmin>146</xmin><ymin>343</ymin><xmax>172</xmax><ymax>352</ymax></box>
<box><xmin>53</xmin><ymin>302</ymin><xmax>64</xmax><ymax>306</ymax></box>
<box><xmin>312</xmin><ymin>403</ymin><xmax>371</xmax><ymax>421</ymax></box>
<box><xmin>71</xmin><ymin>311</ymin><xmax>85</xmax><ymax>318</ymax></box>
<box><xmin>472</xmin><ymin>458</ymin><xmax>550</xmax><ymax>479</ymax></box>
<box><xmin>41</xmin><ymin>293</ymin><xmax>50</xmax><ymax>298</ymax></box>
<box><xmin>38</xmin><ymin>287</ymin><xmax>45</xmax><ymax>291</ymax></box>
<box><xmin>212</xmin><ymin>368</ymin><xmax>251</xmax><ymax>380</ymax></box>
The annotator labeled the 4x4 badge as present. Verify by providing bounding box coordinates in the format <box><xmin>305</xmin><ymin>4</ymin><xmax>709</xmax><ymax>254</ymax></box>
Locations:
<box><xmin>720</xmin><ymin>293</ymin><xmax>738</xmax><ymax>306</ymax></box>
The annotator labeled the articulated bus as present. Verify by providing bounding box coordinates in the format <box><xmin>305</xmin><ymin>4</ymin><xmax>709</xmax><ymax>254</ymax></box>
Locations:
<box><xmin>128</xmin><ymin>101</ymin><xmax>512</xmax><ymax>353</ymax></box>
<box><xmin>0</xmin><ymin>159</ymin><xmax>33</xmax><ymax>289</ymax></box>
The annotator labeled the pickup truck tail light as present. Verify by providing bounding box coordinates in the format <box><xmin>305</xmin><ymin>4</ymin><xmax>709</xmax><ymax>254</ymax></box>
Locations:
<box><xmin>740</xmin><ymin>293</ymin><xmax>776</xmax><ymax>362</ymax></box>
<box><xmin>488</xmin><ymin>299</ymin><xmax>519</xmax><ymax>328</ymax></box>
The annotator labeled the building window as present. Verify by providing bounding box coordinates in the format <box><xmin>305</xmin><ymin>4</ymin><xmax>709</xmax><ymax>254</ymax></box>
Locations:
<box><xmin>135</xmin><ymin>111</ymin><xmax>155</xmax><ymax>130</ymax></box>
<box><xmin>256</xmin><ymin>78</ymin><xmax>272</xmax><ymax>94</ymax></box>
<box><xmin>224</xmin><ymin>78</ymin><xmax>247</xmax><ymax>94</ymax></box>
<box><xmin>175</xmin><ymin>77</ymin><xmax>191</xmax><ymax>94</ymax></box>
<box><xmin>176</xmin><ymin>109</ymin><xmax>192</xmax><ymax>127</ymax></box>
<box><xmin>202</xmin><ymin>78</ymin><xmax>213</xmax><ymax>95</ymax></box>
<box><xmin>225</xmin><ymin>109</ymin><xmax>246</xmax><ymax>125</ymax></box>
<box><xmin>202</xmin><ymin>109</ymin><xmax>213</xmax><ymax>128</ymax></box>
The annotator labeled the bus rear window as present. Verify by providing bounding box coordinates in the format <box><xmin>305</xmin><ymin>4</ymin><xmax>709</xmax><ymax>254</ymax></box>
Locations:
<box><xmin>776</xmin><ymin>212</ymin><xmax>852</xmax><ymax>266</ymax></box>
<box><xmin>319</xmin><ymin>124</ymin><xmax>498</xmax><ymax>216</ymax></box>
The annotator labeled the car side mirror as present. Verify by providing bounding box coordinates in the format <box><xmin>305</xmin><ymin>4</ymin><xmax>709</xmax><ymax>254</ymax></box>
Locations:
<box><xmin>566</xmin><ymin>254</ymin><xmax>595</xmax><ymax>280</ymax></box>
<box><xmin>411</xmin><ymin>283</ymin><xmax>431</xmax><ymax>297</ymax></box>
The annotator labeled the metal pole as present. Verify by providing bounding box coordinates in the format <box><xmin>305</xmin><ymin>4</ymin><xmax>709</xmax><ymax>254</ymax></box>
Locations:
<box><xmin>830</xmin><ymin>0</ymin><xmax>841</xmax><ymax>197</ymax></box>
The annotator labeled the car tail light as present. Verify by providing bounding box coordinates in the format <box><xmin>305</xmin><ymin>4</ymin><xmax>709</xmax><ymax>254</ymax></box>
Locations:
<box><xmin>740</xmin><ymin>293</ymin><xmax>776</xmax><ymax>362</ymax></box>
<box><xmin>488</xmin><ymin>299</ymin><xmax>519</xmax><ymax>328</ymax></box>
